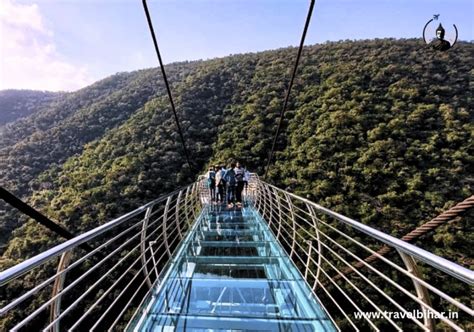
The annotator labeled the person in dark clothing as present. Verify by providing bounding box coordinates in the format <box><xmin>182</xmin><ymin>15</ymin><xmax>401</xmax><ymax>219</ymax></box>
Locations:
<box><xmin>225</xmin><ymin>163</ymin><xmax>236</xmax><ymax>207</ymax></box>
<box><xmin>234</xmin><ymin>162</ymin><xmax>245</xmax><ymax>205</ymax></box>
<box><xmin>207</xmin><ymin>166</ymin><xmax>216</xmax><ymax>202</ymax></box>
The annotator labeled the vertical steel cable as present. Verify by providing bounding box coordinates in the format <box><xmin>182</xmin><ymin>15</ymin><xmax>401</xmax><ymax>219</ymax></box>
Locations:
<box><xmin>264</xmin><ymin>0</ymin><xmax>316</xmax><ymax>179</ymax></box>
<box><xmin>142</xmin><ymin>0</ymin><xmax>194</xmax><ymax>172</ymax></box>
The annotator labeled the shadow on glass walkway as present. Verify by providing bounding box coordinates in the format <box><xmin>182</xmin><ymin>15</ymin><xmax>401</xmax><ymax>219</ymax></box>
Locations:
<box><xmin>0</xmin><ymin>175</ymin><xmax>472</xmax><ymax>331</ymax></box>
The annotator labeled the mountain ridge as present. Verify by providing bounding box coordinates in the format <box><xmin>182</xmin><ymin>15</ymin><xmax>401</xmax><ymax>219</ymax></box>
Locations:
<box><xmin>0</xmin><ymin>90</ymin><xmax>65</xmax><ymax>126</ymax></box>
<box><xmin>0</xmin><ymin>39</ymin><xmax>472</xmax><ymax>267</ymax></box>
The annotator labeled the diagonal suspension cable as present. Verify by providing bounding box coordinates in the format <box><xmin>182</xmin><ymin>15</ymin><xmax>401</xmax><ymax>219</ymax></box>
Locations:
<box><xmin>264</xmin><ymin>0</ymin><xmax>316</xmax><ymax>179</ymax></box>
<box><xmin>0</xmin><ymin>186</ymin><xmax>93</xmax><ymax>253</ymax></box>
<box><xmin>142</xmin><ymin>0</ymin><xmax>194</xmax><ymax>173</ymax></box>
<box><xmin>331</xmin><ymin>195</ymin><xmax>474</xmax><ymax>282</ymax></box>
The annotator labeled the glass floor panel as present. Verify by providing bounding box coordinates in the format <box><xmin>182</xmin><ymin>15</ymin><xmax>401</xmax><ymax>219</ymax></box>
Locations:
<box><xmin>199</xmin><ymin>223</ymin><xmax>258</xmax><ymax>230</ymax></box>
<box><xmin>148</xmin><ymin>278</ymin><xmax>328</xmax><ymax>319</ymax></box>
<box><xmin>146</xmin><ymin>315</ymin><xmax>334</xmax><ymax>332</ymax></box>
<box><xmin>193</xmin><ymin>264</ymin><xmax>267</xmax><ymax>279</ymax></box>
<box><xmin>128</xmin><ymin>204</ymin><xmax>336</xmax><ymax>332</ymax></box>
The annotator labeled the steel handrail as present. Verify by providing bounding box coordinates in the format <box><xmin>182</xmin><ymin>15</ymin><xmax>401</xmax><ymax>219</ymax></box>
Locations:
<box><xmin>0</xmin><ymin>185</ymin><xmax>190</xmax><ymax>287</ymax></box>
<box><xmin>256</xmin><ymin>187</ymin><xmax>471</xmax><ymax>317</ymax></box>
<box><xmin>260</xmin><ymin>180</ymin><xmax>474</xmax><ymax>285</ymax></box>
<box><xmin>1</xmin><ymin>174</ymin><xmax>471</xmax><ymax>331</ymax></box>
<box><xmin>249</xmin><ymin>176</ymin><xmax>472</xmax><ymax>331</ymax></box>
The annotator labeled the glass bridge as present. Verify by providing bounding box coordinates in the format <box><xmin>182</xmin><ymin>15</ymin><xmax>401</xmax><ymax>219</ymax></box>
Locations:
<box><xmin>129</xmin><ymin>204</ymin><xmax>336</xmax><ymax>331</ymax></box>
<box><xmin>0</xmin><ymin>177</ymin><xmax>472</xmax><ymax>331</ymax></box>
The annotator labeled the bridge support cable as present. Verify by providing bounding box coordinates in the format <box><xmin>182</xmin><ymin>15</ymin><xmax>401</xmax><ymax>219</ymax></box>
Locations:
<box><xmin>334</xmin><ymin>195</ymin><xmax>474</xmax><ymax>281</ymax></box>
<box><xmin>264</xmin><ymin>0</ymin><xmax>316</xmax><ymax>179</ymax></box>
<box><xmin>142</xmin><ymin>0</ymin><xmax>195</xmax><ymax>173</ymax></box>
<box><xmin>0</xmin><ymin>186</ymin><xmax>93</xmax><ymax>253</ymax></box>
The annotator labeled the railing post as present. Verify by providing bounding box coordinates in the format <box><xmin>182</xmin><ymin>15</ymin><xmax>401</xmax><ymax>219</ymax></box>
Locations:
<box><xmin>258</xmin><ymin>183</ymin><xmax>265</xmax><ymax>212</ymax></box>
<box><xmin>260</xmin><ymin>183</ymin><xmax>268</xmax><ymax>220</ymax></box>
<box><xmin>397</xmin><ymin>250</ymin><xmax>435</xmax><ymax>331</ymax></box>
<box><xmin>163</xmin><ymin>196</ymin><xmax>173</xmax><ymax>258</ymax></box>
<box><xmin>273</xmin><ymin>188</ymin><xmax>283</xmax><ymax>240</ymax></box>
<box><xmin>255</xmin><ymin>180</ymin><xmax>264</xmax><ymax>213</ymax></box>
<box><xmin>50</xmin><ymin>250</ymin><xmax>72</xmax><ymax>332</ymax></box>
<box><xmin>190</xmin><ymin>182</ymin><xmax>198</xmax><ymax>220</ymax></box>
<box><xmin>307</xmin><ymin>204</ymin><xmax>322</xmax><ymax>291</ymax></box>
<box><xmin>283</xmin><ymin>192</ymin><xmax>297</xmax><ymax>259</ymax></box>
<box><xmin>266</xmin><ymin>186</ymin><xmax>276</xmax><ymax>229</ymax></box>
<box><xmin>258</xmin><ymin>179</ymin><xmax>268</xmax><ymax>215</ymax></box>
<box><xmin>251</xmin><ymin>174</ymin><xmax>260</xmax><ymax>203</ymax></box>
<box><xmin>262</xmin><ymin>183</ymin><xmax>273</xmax><ymax>222</ymax></box>
<box><xmin>184</xmin><ymin>186</ymin><xmax>191</xmax><ymax>227</ymax></box>
<box><xmin>175</xmin><ymin>190</ymin><xmax>183</xmax><ymax>239</ymax></box>
<box><xmin>140</xmin><ymin>205</ymin><xmax>154</xmax><ymax>288</ymax></box>
<box><xmin>304</xmin><ymin>240</ymin><xmax>312</xmax><ymax>280</ymax></box>
<box><xmin>149</xmin><ymin>241</ymin><xmax>160</xmax><ymax>284</ymax></box>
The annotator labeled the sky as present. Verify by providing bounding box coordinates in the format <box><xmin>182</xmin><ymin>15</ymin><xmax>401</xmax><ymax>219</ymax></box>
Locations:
<box><xmin>0</xmin><ymin>0</ymin><xmax>472</xmax><ymax>91</ymax></box>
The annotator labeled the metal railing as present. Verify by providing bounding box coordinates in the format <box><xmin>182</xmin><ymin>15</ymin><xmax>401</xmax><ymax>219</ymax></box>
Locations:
<box><xmin>0</xmin><ymin>182</ymin><xmax>203</xmax><ymax>331</ymax></box>
<box><xmin>248</xmin><ymin>176</ymin><xmax>473</xmax><ymax>332</ymax></box>
<box><xmin>0</xmin><ymin>175</ymin><xmax>472</xmax><ymax>331</ymax></box>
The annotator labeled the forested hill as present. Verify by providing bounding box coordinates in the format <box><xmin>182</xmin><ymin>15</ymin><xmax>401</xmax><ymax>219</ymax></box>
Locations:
<box><xmin>0</xmin><ymin>39</ymin><xmax>472</xmax><ymax>272</ymax></box>
<box><xmin>0</xmin><ymin>90</ymin><xmax>64</xmax><ymax>126</ymax></box>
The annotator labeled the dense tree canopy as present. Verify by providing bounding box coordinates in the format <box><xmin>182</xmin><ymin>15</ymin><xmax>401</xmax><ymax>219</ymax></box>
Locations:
<box><xmin>0</xmin><ymin>90</ymin><xmax>64</xmax><ymax>126</ymax></box>
<box><xmin>0</xmin><ymin>38</ymin><xmax>472</xmax><ymax>276</ymax></box>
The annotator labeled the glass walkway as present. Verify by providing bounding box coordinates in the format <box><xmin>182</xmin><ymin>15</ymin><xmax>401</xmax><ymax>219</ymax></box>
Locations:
<box><xmin>128</xmin><ymin>204</ymin><xmax>336</xmax><ymax>331</ymax></box>
<box><xmin>1</xmin><ymin>179</ymin><xmax>472</xmax><ymax>330</ymax></box>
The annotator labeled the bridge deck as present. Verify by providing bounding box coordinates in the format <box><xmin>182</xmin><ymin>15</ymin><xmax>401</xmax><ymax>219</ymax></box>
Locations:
<box><xmin>128</xmin><ymin>204</ymin><xmax>336</xmax><ymax>331</ymax></box>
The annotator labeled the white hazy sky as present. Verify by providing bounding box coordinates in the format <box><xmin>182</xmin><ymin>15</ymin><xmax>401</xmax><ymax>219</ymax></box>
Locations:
<box><xmin>0</xmin><ymin>0</ymin><xmax>472</xmax><ymax>92</ymax></box>
<box><xmin>0</xmin><ymin>0</ymin><xmax>91</xmax><ymax>91</ymax></box>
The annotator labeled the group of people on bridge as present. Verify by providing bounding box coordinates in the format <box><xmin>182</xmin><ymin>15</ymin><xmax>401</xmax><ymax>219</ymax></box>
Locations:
<box><xmin>205</xmin><ymin>162</ymin><xmax>250</xmax><ymax>207</ymax></box>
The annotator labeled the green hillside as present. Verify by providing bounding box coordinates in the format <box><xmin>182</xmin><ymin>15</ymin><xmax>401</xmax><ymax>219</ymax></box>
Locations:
<box><xmin>0</xmin><ymin>64</ymin><xmax>199</xmax><ymax>247</ymax></box>
<box><xmin>0</xmin><ymin>38</ymin><xmax>472</xmax><ymax>269</ymax></box>
<box><xmin>0</xmin><ymin>90</ymin><xmax>64</xmax><ymax>126</ymax></box>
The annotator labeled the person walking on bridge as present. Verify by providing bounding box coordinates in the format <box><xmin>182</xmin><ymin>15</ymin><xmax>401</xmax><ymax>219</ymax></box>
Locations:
<box><xmin>215</xmin><ymin>165</ymin><xmax>226</xmax><ymax>203</ymax></box>
<box><xmin>206</xmin><ymin>166</ymin><xmax>216</xmax><ymax>202</ymax></box>
<box><xmin>234</xmin><ymin>162</ymin><xmax>245</xmax><ymax>206</ymax></box>
<box><xmin>225</xmin><ymin>163</ymin><xmax>236</xmax><ymax>207</ymax></box>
